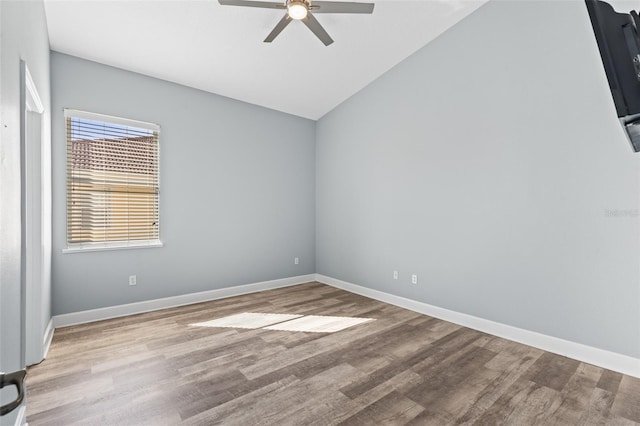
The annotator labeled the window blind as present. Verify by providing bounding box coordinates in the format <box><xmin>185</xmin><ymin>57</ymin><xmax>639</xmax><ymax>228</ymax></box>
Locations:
<box><xmin>65</xmin><ymin>110</ymin><xmax>160</xmax><ymax>249</ymax></box>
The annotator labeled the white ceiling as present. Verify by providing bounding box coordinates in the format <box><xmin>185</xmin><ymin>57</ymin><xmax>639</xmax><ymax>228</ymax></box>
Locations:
<box><xmin>44</xmin><ymin>0</ymin><xmax>486</xmax><ymax>120</ymax></box>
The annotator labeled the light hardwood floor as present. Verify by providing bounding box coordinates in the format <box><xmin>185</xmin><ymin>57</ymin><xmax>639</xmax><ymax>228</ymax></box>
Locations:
<box><xmin>26</xmin><ymin>282</ymin><xmax>640</xmax><ymax>425</ymax></box>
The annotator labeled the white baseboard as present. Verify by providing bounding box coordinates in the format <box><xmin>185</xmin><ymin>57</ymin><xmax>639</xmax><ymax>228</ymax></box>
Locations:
<box><xmin>316</xmin><ymin>274</ymin><xmax>640</xmax><ymax>379</ymax></box>
<box><xmin>42</xmin><ymin>318</ymin><xmax>54</xmax><ymax>359</ymax></box>
<box><xmin>52</xmin><ymin>274</ymin><xmax>316</xmax><ymax>328</ymax></box>
<box><xmin>49</xmin><ymin>272</ymin><xmax>640</xmax><ymax>378</ymax></box>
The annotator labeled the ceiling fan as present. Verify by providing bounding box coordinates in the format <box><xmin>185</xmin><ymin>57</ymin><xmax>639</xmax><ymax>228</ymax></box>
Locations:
<box><xmin>218</xmin><ymin>0</ymin><xmax>375</xmax><ymax>46</ymax></box>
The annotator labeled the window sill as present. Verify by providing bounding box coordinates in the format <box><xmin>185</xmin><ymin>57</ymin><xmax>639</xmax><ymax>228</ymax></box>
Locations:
<box><xmin>63</xmin><ymin>241</ymin><xmax>163</xmax><ymax>254</ymax></box>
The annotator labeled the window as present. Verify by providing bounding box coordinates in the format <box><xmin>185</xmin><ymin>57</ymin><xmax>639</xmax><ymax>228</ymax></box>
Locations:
<box><xmin>65</xmin><ymin>109</ymin><xmax>161</xmax><ymax>252</ymax></box>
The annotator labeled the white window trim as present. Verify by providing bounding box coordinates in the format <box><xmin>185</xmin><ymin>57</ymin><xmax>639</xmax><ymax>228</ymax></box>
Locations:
<box><xmin>63</xmin><ymin>108</ymin><xmax>162</xmax><ymax>253</ymax></box>
<box><xmin>63</xmin><ymin>240</ymin><xmax>164</xmax><ymax>254</ymax></box>
<box><xmin>64</xmin><ymin>109</ymin><xmax>160</xmax><ymax>131</ymax></box>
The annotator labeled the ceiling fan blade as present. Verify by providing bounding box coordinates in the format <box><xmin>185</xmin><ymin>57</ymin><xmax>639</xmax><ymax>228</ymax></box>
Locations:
<box><xmin>218</xmin><ymin>0</ymin><xmax>286</xmax><ymax>10</ymax></box>
<box><xmin>310</xmin><ymin>1</ymin><xmax>374</xmax><ymax>14</ymax></box>
<box><xmin>302</xmin><ymin>13</ymin><xmax>334</xmax><ymax>46</ymax></box>
<box><xmin>264</xmin><ymin>14</ymin><xmax>293</xmax><ymax>42</ymax></box>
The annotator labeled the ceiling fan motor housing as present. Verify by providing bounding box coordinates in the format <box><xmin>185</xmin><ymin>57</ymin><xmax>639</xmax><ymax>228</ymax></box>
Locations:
<box><xmin>287</xmin><ymin>0</ymin><xmax>309</xmax><ymax>20</ymax></box>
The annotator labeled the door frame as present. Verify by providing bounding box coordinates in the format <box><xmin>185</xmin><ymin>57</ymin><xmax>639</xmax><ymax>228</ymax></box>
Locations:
<box><xmin>20</xmin><ymin>60</ymin><xmax>45</xmax><ymax>367</ymax></box>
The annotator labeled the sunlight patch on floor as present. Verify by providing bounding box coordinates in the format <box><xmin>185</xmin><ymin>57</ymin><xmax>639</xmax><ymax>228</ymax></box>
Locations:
<box><xmin>191</xmin><ymin>312</ymin><xmax>302</xmax><ymax>329</ymax></box>
<box><xmin>264</xmin><ymin>315</ymin><xmax>374</xmax><ymax>332</ymax></box>
<box><xmin>190</xmin><ymin>313</ymin><xmax>374</xmax><ymax>333</ymax></box>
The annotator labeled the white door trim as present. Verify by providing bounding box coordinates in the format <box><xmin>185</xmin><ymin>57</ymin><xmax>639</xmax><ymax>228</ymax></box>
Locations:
<box><xmin>21</xmin><ymin>61</ymin><xmax>46</xmax><ymax>367</ymax></box>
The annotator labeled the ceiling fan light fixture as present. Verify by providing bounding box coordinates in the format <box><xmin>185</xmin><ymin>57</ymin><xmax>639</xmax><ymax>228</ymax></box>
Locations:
<box><xmin>287</xmin><ymin>1</ymin><xmax>308</xmax><ymax>20</ymax></box>
<box><xmin>218</xmin><ymin>0</ymin><xmax>374</xmax><ymax>46</ymax></box>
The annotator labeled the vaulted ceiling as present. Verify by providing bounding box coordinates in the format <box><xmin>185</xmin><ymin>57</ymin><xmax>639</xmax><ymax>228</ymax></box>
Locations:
<box><xmin>44</xmin><ymin>0</ymin><xmax>487</xmax><ymax>120</ymax></box>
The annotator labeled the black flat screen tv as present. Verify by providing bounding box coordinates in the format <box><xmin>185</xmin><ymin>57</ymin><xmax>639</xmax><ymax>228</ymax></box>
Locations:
<box><xmin>586</xmin><ymin>0</ymin><xmax>640</xmax><ymax>151</ymax></box>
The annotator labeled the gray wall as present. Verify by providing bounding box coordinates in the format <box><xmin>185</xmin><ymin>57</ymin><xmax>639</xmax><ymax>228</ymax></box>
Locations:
<box><xmin>51</xmin><ymin>53</ymin><xmax>316</xmax><ymax>315</ymax></box>
<box><xmin>0</xmin><ymin>0</ymin><xmax>51</xmax><ymax>420</ymax></box>
<box><xmin>316</xmin><ymin>0</ymin><xmax>640</xmax><ymax>358</ymax></box>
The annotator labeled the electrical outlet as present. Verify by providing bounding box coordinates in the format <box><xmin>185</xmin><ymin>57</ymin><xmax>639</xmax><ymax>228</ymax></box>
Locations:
<box><xmin>129</xmin><ymin>275</ymin><xmax>137</xmax><ymax>286</ymax></box>
<box><xmin>294</xmin><ymin>257</ymin><xmax>299</xmax><ymax>265</ymax></box>
<box><xmin>411</xmin><ymin>274</ymin><xmax>418</xmax><ymax>284</ymax></box>
<box><xmin>393</xmin><ymin>270</ymin><xmax>399</xmax><ymax>280</ymax></box>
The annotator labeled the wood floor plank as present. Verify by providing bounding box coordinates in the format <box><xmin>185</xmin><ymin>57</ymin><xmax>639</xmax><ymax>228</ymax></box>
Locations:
<box><xmin>579</xmin><ymin>387</ymin><xmax>617</xmax><ymax>425</ymax></box>
<box><xmin>597</xmin><ymin>369</ymin><xmax>623</xmax><ymax>393</ymax></box>
<box><xmin>525</xmin><ymin>352</ymin><xmax>581</xmax><ymax>392</ymax></box>
<box><xmin>25</xmin><ymin>282</ymin><xmax>640</xmax><ymax>425</ymax></box>
<box><xmin>544</xmin><ymin>363</ymin><xmax>602</xmax><ymax>425</ymax></box>
<box><xmin>404</xmin><ymin>346</ymin><xmax>500</xmax><ymax>418</ymax></box>
<box><xmin>455</xmin><ymin>347</ymin><xmax>541</xmax><ymax>425</ymax></box>
<box><xmin>474</xmin><ymin>379</ymin><xmax>560</xmax><ymax>425</ymax></box>
<box><xmin>338</xmin><ymin>390</ymin><xmax>424</xmax><ymax>425</ymax></box>
<box><xmin>611</xmin><ymin>375</ymin><xmax>640</xmax><ymax>423</ymax></box>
